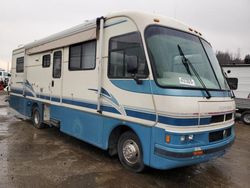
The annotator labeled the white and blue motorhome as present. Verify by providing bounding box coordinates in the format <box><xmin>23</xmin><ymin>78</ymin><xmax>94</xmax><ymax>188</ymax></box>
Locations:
<box><xmin>10</xmin><ymin>11</ymin><xmax>236</xmax><ymax>172</ymax></box>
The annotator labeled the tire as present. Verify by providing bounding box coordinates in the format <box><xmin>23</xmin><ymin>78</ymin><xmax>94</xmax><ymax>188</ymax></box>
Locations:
<box><xmin>32</xmin><ymin>107</ymin><xmax>45</xmax><ymax>129</ymax></box>
<box><xmin>117</xmin><ymin>131</ymin><xmax>145</xmax><ymax>172</ymax></box>
<box><xmin>241</xmin><ymin>111</ymin><xmax>250</xmax><ymax>125</ymax></box>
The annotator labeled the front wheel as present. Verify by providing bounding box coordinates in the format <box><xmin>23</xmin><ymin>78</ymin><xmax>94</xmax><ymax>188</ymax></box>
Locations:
<box><xmin>241</xmin><ymin>111</ymin><xmax>250</xmax><ymax>125</ymax></box>
<box><xmin>118</xmin><ymin>131</ymin><xmax>145</xmax><ymax>172</ymax></box>
<box><xmin>32</xmin><ymin>107</ymin><xmax>45</xmax><ymax>129</ymax></box>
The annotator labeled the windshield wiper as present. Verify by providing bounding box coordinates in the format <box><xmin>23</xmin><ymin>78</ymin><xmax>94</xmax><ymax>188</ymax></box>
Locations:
<box><xmin>177</xmin><ymin>44</ymin><xmax>211</xmax><ymax>99</ymax></box>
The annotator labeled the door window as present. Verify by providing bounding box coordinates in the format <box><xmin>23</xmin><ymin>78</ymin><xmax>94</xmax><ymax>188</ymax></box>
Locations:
<box><xmin>108</xmin><ymin>32</ymin><xmax>148</xmax><ymax>78</ymax></box>
<box><xmin>53</xmin><ymin>51</ymin><xmax>62</xmax><ymax>78</ymax></box>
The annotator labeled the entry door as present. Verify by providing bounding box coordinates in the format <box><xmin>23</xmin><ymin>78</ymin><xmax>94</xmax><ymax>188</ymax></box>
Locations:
<box><xmin>50</xmin><ymin>50</ymin><xmax>62</xmax><ymax>103</ymax></box>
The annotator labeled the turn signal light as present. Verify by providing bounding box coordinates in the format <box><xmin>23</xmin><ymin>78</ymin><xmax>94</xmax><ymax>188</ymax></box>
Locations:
<box><xmin>165</xmin><ymin>135</ymin><xmax>171</xmax><ymax>143</ymax></box>
<box><xmin>193</xmin><ymin>150</ymin><xmax>203</xmax><ymax>156</ymax></box>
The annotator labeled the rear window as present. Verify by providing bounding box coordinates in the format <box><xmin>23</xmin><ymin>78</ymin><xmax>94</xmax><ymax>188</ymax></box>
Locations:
<box><xmin>42</xmin><ymin>54</ymin><xmax>51</xmax><ymax>68</ymax></box>
<box><xmin>16</xmin><ymin>57</ymin><xmax>24</xmax><ymax>73</ymax></box>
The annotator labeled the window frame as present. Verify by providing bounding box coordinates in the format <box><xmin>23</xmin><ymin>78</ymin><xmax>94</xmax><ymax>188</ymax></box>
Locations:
<box><xmin>108</xmin><ymin>31</ymin><xmax>149</xmax><ymax>79</ymax></box>
<box><xmin>16</xmin><ymin>57</ymin><xmax>24</xmax><ymax>73</ymax></box>
<box><xmin>52</xmin><ymin>51</ymin><xmax>62</xmax><ymax>79</ymax></box>
<box><xmin>42</xmin><ymin>54</ymin><xmax>51</xmax><ymax>68</ymax></box>
<box><xmin>68</xmin><ymin>40</ymin><xmax>97</xmax><ymax>71</ymax></box>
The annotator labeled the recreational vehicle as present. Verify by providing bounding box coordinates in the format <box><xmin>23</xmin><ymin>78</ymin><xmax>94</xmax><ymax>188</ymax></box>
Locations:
<box><xmin>223</xmin><ymin>64</ymin><xmax>250</xmax><ymax>125</ymax></box>
<box><xmin>10</xmin><ymin>11</ymin><xmax>236</xmax><ymax>172</ymax></box>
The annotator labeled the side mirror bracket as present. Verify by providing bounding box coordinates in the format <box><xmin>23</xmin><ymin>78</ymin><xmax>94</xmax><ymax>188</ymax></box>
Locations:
<box><xmin>132</xmin><ymin>74</ymin><xmax>143</xmax><ymax>85</ymax></box>
<box><xmin>127</xmin><ymin>60</ymin><xmax>142</xmax><ymax>85</ymax></box>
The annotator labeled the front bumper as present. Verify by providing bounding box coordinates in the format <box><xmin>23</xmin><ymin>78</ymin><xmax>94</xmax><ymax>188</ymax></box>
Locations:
<box><xmin>149</xmin><ymin>125</ymin><xmax>235</xmax><ymax>170</ymax></box>
<box><xmin>154</xmin><ymin>136</ymin><xmax>234</xmax><ymax>159</ymax></box>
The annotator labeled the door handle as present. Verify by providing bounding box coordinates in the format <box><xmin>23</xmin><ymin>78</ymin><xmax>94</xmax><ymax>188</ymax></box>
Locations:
<box><xmin>51</xmin><ymin>80</ymin><xmax>54</xmax><ymax>87</ymax></box>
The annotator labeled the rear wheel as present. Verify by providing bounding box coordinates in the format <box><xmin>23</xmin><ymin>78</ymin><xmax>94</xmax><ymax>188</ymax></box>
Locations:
<box><xmin>32</xmin><ymin>107</ymin><xmax>45</xmax><ymax>129</ymax></box>
<box><xmin>117</xmin><ymin>131</ymin><xmax>145</xmax><ymax>172</ymax></box>
<box><xmin>241</xmin><ymin>111</ymin><xmax>250</xmax><ymax>125</ymax></box>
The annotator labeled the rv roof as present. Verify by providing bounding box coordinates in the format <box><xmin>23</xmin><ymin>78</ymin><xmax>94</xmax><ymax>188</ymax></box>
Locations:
<box><xmin>24</xmin><ymin>20</ymin><xmax>96</xmax><ymax>50</ymax></box>
<box><xmin>21</xmin><ymin>11</ymin><xmax>204</xmax><ymax>51</ymax></box>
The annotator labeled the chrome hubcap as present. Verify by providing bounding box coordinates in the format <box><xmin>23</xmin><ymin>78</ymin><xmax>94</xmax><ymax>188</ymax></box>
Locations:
<box><xmin>122</xmin><ymin>139</ymin><xmax>140</xmax><ymax>164</ymax></box>
<box><xmin>34</xmin><ymin>111</ymin><xmax>39</xmax><ymax>125</ymax></box>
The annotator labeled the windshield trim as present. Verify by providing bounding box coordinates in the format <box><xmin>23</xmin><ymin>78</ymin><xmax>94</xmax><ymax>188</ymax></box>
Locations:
<box><xmin>199</xmin><ymin>38</ymin><xmax>222</xmax><ymax>90</ymax></box>
<box><xmin>144</xmin><ymin>24</ymin><xmax>230</xmax><ymax>92</ymax></box>
<box><xmin>201</xmin><ymin>39</ymin><xmax>230</xmax><ymax>91</ymax></box>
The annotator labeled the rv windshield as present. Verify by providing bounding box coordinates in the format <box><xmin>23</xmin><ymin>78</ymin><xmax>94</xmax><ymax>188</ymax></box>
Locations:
<box><xmin>145</xmin><ymin>26</ymin><xmax>229</xmax><ymax>90</ymax></box>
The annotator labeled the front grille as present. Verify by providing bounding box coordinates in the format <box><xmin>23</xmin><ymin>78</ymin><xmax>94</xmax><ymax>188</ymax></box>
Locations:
<box><xmin>210</xmin><ymin>115</ymin><xmax>224</xmax><ymax>124</ymax></box>
<box><xmin>209</xmin><ymin>128</ymin><xmax>231</xmax><ymax>142</ymax></box>
<box><xmin>225</xmin><ymin>113</ymin><xmax>233</xmax><ymax>121</ymax></box>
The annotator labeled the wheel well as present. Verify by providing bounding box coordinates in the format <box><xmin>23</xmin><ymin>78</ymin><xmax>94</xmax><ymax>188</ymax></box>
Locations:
<box><xmin>31</xmin><ymin>103</ymin><xmax>39</xmax><ymax>116</ymax></box>
<box><xmin>32</xmin><ymin>103</ymin><xmax>39</xmax><ymax>110</ymax></box>
<box><xmin>108</xmin><ymin>125</ymin><xmax>136</xmax><ymax>156</ymax></box>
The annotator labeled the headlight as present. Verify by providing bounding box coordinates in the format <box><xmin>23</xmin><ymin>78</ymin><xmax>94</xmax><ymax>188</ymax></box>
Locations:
<box><xmin>180</xmin><ymin>134</ymin><xmax>194</xmax><ymax>142</ymax></box>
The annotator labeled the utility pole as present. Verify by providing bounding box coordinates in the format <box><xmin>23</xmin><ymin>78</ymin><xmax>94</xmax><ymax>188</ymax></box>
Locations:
<box><xmin>7</xmin><ymin>61</ymin><xmax>10</xmax><ymax>72</ymax></box>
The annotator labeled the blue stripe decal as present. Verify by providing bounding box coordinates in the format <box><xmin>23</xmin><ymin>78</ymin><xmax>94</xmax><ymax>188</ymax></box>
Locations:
<box><xmin>126</xmin><ymin>109</ymin><xmax>156</xmax><ymax>122</ymax></box>
<box><xmin>51</xmin><ymin>97</ymin><xmax>60</xmax><ymax>102</ymax></box>
<box><xmin>10</xmin><ymin>88</ymin><xmax>212</xmax><ymax>126</ymax></box>
<box><xmin>39</xmin><ymin>94</ymin><xmax>50</xmax><ymax>100</ymax></box>
<box><xmin>110</xmin><ymin>80</ymin><xmax>231</xmax><ymax>97</ymax></box>
<box><xmin>62</xmin><ymin>98</ymin><xmax>120</xmax><ymax>114</ymax></box>
<box><xmin>10</xmin><ymin>88</ymin><xmax>23</xmax><ymax>95</ymax></box>
<box><xmin>62</xmin><ymin>98</ymin><xmax>97</xmax><ymax>110</ymax></box>
<box><xmin>159</xmin><ymin>116</ymin><xmax>199</xmax><ymax>126</ymax></box>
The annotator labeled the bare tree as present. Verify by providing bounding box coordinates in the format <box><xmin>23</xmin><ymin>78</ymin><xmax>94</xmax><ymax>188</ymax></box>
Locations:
<box><xmin>245</xmin><ymin>54</ymin><xmax>250</xmax><ymax>64</ymax></box>
<box><xmin>216</xmin><ymin>50</ymin><xmax>244</xmax><ymax>65</ymax></box>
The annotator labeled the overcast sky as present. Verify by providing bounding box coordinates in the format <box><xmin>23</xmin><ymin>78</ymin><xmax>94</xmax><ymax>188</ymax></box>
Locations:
<box><xmin>0</xmin><ymin>0</ymin><xmax>249</xmax><ymax>70</ymax></box>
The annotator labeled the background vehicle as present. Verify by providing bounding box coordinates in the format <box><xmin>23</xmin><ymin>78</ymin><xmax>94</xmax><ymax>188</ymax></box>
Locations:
<box><xmin>0</xmin><ymin>70</ymin><xmax>11</xmax><ymax>87</ymax></box>
<box><xmin>9</xmin><ymin>11</ymin><xmax>236</xmax><ymax>172</ymax></box>
<box><xmin>223</xmin><ymin>64</ymin><xmax>250</xmax><ymax>125</ymax></box>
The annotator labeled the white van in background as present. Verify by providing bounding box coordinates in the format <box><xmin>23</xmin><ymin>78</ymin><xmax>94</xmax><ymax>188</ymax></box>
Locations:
<box><xmin>0</xmin><ymin>70</ymin><xmax>11</xmax><ymax>86</ymax></box>
<box><xmin>223</xmin><ymin>64</ymin><xmax>250</xmax><ymax>125</ymax></box>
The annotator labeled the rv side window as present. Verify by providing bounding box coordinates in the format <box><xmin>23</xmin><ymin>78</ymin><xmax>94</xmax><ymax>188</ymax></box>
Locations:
<box><xmin>42</xmin><ymin>54</ymin><xmax>51</xmax><ymax>68</ymax></box>
<box><xmin>69</xmin><ymin>40</ymin><xmax>96</xmax><ymax>70</ymax></box>
<box><xmin>108</xmin><ymin>32</ymin><xmax>148</xmax><ymax>78</ymax></box>
<box><xmin>53</xmin><ymin>51</ymin><xmax>62</xmax><ymax>78</ymax></box>
<box><xmin>16</xmin><ymin>57</ymin><xmax>24</xmax><ymax>73</ymax></box>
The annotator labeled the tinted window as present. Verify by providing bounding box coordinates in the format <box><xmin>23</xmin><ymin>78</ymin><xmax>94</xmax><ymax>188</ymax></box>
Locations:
<box><xmin>108</xmin><ymin>32</ymin><xmax>148</xmax><ymax>78</ymax></box>
<box><xmin>69</xmin><ymin>40</ymin><xmax>96</xmax><ymax>70</ymax></box>
<box><xmin>53</xmin><ymin>51</ymin><xmax>62</xmax><ymax>78</ymax></box>
<box><xmin>42</xmin><ymin>54</ymin><xmax>51</xmax><ymax>68</ymax></box>
<box><xmin>16</xmin><ymin>57</ymin><xmax>24</xmax><ymax>73</ymax></box>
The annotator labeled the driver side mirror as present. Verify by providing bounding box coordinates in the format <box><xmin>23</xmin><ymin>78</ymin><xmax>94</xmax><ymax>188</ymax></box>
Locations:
<box><xmin>226</xmin><ymin>77</ymin><xmax>238</xmax><ymax>90</ymax></box>
<box><xmin>126</xmin><ymin>58</ymin><xmax>143</xmax><ymax>85</ymax></box>
<box><xmin>127</xmin><ymin>59</ymin><xmax>138</xmax><ymax>74</ymax></box>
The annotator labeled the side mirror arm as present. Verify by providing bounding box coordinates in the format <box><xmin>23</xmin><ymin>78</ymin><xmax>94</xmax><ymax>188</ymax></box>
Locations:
<box><xmin>132</xmin><ymin>74</ymin><xmax>143</xmax><ymax>85</ymax></box>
